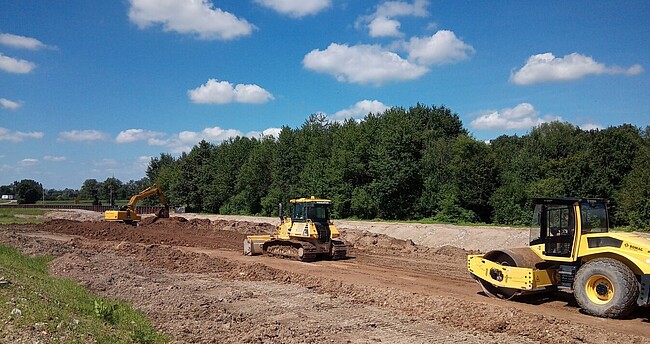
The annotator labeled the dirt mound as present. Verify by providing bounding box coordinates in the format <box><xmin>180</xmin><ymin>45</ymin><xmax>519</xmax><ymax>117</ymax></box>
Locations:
<box><xmin>39</xmin><ymin>219</ymin><xmax>247</xmax><ymax>251</ymax></box>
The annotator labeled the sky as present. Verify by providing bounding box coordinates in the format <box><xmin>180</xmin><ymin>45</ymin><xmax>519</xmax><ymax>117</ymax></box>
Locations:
<box><xmin>1</xmin><ymin>0</ymin><xmax>648</xmax><ymax>189</ymax></box>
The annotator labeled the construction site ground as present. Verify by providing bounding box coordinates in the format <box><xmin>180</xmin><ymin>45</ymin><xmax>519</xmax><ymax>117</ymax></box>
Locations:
<box><xmin>2</xmin><ymin>210</ymin><xmax>650</xmax><ymax>343</ymax></box>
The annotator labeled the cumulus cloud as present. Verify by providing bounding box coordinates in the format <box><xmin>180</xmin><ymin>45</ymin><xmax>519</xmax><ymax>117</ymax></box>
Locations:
<box><xmin>43</xmin><ymin>155</ymin><xmax>66</xmax><ymax>162</ymax></box>
<box><xmin>510</xmin><ymin>52</ymin><xmax>644</xmax><ymax>85</ymax></box>
<box><xmin>188</xmin><ymin>79</ymin><xmax>275</xmax><ymax>104</ymax></box>
<box><xmin>328</xmin><ymin>100</ymin><xmax>391</xmax><ymax>121</ymax></box>
<box><xmin>255</xmin><ymin>0</ymin><xmax>331</xmax><ymax>18</ymax></box>
<box><xmin>580</xmin><ymin>123</ymin><xmax>604</xmax><ymax>131</ymax></box>
<box><xmin>246</xmin><ymin>127</ymin><xmax>283</xmax><ymax>139</ymax></box>
<box><xmin>303</xmin><ymin>43</ymin><xmax>428</xmax><ymax>85</ymax></box>
<box><xmin>57</xmin><ymin>130</ymin><xmax>109</xmax><ymax>142</ymax></box>
<box><xmin>0</xmin><ymin>127</ymin><xmax>43</xmax><ymax>142</ymax></box>
<box><xmin>148</xmin><ymin>126</ymin><xmax>244</xmax><ymax>153</ymax></box>
<box><xmin>134</xmin><ymin>155</ymin><xmax>153</xmax><ymax>170</ymax></box>
<box><xmin>357</xmin><ymin>0</ymin><xmax>429</xmax><ymax>38</ymax></box>
<box><xmin>0</xmin><ymin>33</ymin><xmax>49</xmax><ymax>50</ymax></box>
<box><xmin>0</xmin><ymin>98</ymin><xmax>22</xmax><ymax>110</ymax></box>
<box><xmin>127</xmin><ymin>0</ymin><xmax>255</xmax><ymax>40</ymax></box>
<box><xmin>470</xmin><ymin>103</ymin><xmax>561</xmax><ymax>130</ymax></box>
<box><xmin>19</xmin><ymin>158</ymin><xmax>39</xmax><ymax>167</ymax></box>
<box><xmin>0</xmin><ymin>53</ymin><xmax>36</xmax><ymax>74</ymax></box>
<box><xmin>148</xmin><ymin>126</ymin><xmax>281</xmax><ymax>153</ymax></box>
<box><xmin>115</xmin><ymin>128</ymin><xmax>164</xmax><ymax>143</ymax></box>
<box><xmin>402</xmin><ymin>30</ymin><xmax>475</xmax><ymax>65</ymax></box>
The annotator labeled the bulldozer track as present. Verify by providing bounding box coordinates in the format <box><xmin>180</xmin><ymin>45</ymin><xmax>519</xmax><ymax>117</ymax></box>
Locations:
<box><xmin>264</xmin><ymin>240</ymin><xmax>318</xmax><ymax>262</ymax></box>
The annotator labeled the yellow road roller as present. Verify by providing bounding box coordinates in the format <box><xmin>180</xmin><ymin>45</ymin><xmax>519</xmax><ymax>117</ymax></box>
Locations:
<box><xmin>468</xmin><ymin>198</ymin><xmax>650</xmax><ymax>318</ymax></box>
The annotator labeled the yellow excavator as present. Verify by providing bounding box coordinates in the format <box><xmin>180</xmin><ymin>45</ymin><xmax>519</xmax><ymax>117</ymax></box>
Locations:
<box><xmin>243</xmin><ymin>196</ymin><xmax>347</xmax><ymax>262</ymax></box>
<box><xmin>104</xmin><ymin>184</ymin><xmax>169</xmax><ymax>225</ymax></box>
<box><xmin>468</xmin><ymin>198</ymin><xmax>650</xmax><ymax>318</ymax></box>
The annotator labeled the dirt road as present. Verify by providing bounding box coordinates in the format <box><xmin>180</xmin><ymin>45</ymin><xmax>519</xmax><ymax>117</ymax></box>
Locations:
<box><xmin>2</xmin><ymin>213</ymin><xmax>649</xmax><ymax>343</ymax></box>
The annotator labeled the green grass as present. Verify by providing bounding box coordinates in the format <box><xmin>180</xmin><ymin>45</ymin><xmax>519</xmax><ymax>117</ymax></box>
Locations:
<box><xmin>0</xmin><ymin>208</ymin><xmax>47</xmax><ymax>225</ymax></box>
<box><xmin>0</xmin><ymin>243</ymin><xmax>168</xmax><ymax>343</ymax></box>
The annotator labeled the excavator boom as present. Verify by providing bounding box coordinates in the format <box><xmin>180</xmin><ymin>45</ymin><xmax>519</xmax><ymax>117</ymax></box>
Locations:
<box><xmin>104</xmin><ymin>184</ymin><xmax>169</xmax><ymax>224</ymax></box>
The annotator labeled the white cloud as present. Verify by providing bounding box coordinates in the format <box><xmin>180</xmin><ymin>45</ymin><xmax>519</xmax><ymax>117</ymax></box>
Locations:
<box><xmin>303</xmin><ymin>43</ymin><xmax>428</xmax><ymax>85</ymax></box>
<box><xmin>0</xmin><ymin>53</ymin><xmax>36</xmax><ymax>74</ymax></box>
<box><xmin>403</xmin><ymin>30</ymin><xmax>475</xmax><ymax>65</ymax></box>
<box><xmin>19</xmin><ymin>158</ymin><xmax>39</xmax><ymax>167</ymax></box>
<box><xmin>0</xmin><ymin>127</ymin><xmax>44</xmax><ymax>142</ymax></box>
<box><xmin>328</xmin><ymin>100</ymin><xmax>391</xmax><ymax>121</ymax></box>
<box><xmin>0</xmin><ymin>98</ymin><xmax>22</xmax><ymax>110</ymax></box>
<box><xmin>580</xmin><ymin>123</ymin><xmax>604</xmax><ymax>131</ymax></box>
<box><xmin>134</xmin><ymin>156</ymin><xmax>152</xmax><ymax>170</ymax></box>
<box><xmin>470</xmin><ymin>103</ymin><xmax>561</xmax><ymax>130</ymax></box>
<box><xmin>368</xmin><ymin>17</ymin><xmax>402</xmax><ymax>38</ymax></box>
<box><xmin>149</xmin><ymin>126</ymin><xmax>244</xmax><ymax>153</ymax></box>
<box><xmin>188</xmin><ymin>79</ymin><xmax>275</xmax><ymax>104</ymax></box>
<box><xmin>357</xmin><ymin>0</ymin><xmax>429</xmax><ymax>38</ymax></box>
<box><xmin>0</xmin><ymin>33</ymin><xmax>48</xmax><ymax>50</ymax></box>
<box><xmin>127</xmin><ymin>0</ymin><xmax>255</xmax><ymax>40</ymax></box>
<box><xmin>510</xmin><ymin>52</ymin><xmax>644</xmax><ymax>85</ymax></box>
<box><xmin>115</xmin><ymin>128</ymin><xmax>164</xmax><ymax>143</ymax></box>
<box><xmin>255</xmin><ymin>0</ymin><xmax>331</xmax><ymax>18</ymax></box>
<box><xmin>148</xmin><ymin>126</ymin><xmax>282</xmax><ymax>153</ymax></box>
<box><xmin>57</xmin><ymin>130</ymin><xmax>109</xmax><ymax>142</ymax></box>
<box><xmin>245</xmin><ymin>127</ymin><xmax>282</xmax><ymax>139</ymax></box>
<box><xmin>43</xmin><ymin>155</ymin><xmax>66</xmax><ymax>162</ymax></box>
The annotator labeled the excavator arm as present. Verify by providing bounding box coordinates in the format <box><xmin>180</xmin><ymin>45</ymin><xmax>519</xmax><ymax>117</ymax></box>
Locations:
<box><xmin>105</xmin><ymin>184</ymin><xmax>169</xmax><ymax>224</ymax></box>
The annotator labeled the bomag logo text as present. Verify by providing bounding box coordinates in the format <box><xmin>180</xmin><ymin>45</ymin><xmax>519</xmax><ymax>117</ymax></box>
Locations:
<box><xmin>625</xmin><ymin>243</ymin><xmax>643</xmax><ymax>252</ymax></box>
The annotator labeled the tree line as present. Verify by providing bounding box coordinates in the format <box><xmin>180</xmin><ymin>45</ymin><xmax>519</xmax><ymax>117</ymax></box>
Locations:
<box><xmin>1</xmin><ymin>177</ymin><xmax>150</xmax><ymax>206</ymax></box>
<box><xmin>144</xmin><ymin>104</ymin><xmax>650</xmax><ymax>229</ymax></box>
<box><xmin>3</xmin><ymin>104</ymin><xmax>648</xmax><ymax>229</ymax></box>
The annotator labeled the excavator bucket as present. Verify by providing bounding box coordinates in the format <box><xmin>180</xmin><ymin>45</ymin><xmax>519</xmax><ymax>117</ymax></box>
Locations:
<box><xmin>156</xmin><ymin>206</ymin><xmax>170</xmax><ymax>218</ymax></box>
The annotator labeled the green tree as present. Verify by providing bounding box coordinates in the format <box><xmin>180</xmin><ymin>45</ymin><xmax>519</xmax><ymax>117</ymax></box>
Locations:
<box><xmin>617</xmin><ymin>132</ymin><xmax>650</xmax><ymax>229</ymax></box>
<box><xmin>16</xmin><ymin>179</ymin><xmax>43</xmax><ymax>204</ymax></box>
<box><xmin>80</xmin><ymin>179</ymin><xmax>101</xmax><ymax>205</ymax></box>
<box><xmin>100</xmin><ymin>177</ymin><xmax>124</xmax><ymax>206</ymax></box>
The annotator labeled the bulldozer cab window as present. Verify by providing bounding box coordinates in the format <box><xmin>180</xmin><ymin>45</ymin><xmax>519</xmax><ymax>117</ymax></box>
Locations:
<box><xmin>580</xmin><ymin>200</ymin><xmax>608</xmax><ymax>234</ymax></box>
<box><xmin>530</xmin><ymin>203</ymin><xmax>575</xmax><ymax>257</ymax></box>
<box><xmin>306</xmin><ymin>204</ymin><xmax>329</xmax><ymax>223</ymax></box>
<box><xmin>292</xmin><ymin>203</ymin><xmax>306</xmax><ymax>222</ymax></box>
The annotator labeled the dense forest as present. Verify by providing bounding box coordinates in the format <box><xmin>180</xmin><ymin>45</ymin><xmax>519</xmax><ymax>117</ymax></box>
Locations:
<box><xmin>144</xmin><ymin>104</ymin><xmax>650</xmax><ymax>229</ymax></box>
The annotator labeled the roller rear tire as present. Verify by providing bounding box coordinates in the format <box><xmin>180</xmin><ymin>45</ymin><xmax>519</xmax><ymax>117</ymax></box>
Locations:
<box><xmin>573</xmin><ymin>258</ymin><xmax>639</xmax><ymax>318</ymax></box>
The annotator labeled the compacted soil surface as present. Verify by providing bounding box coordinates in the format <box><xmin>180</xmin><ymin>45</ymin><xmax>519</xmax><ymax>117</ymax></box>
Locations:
<box><xmin>2</xmin><ymin>212</ymin><xmax>650</xmax><ymax>343</ymax></box>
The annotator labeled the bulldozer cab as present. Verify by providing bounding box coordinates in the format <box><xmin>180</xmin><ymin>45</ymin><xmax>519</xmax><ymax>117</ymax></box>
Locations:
<box><xmin>530</xmin><ymin>198</ymin><xmax>609</xmax><ymax>259</ymax></box>
<box><xmin>291</xmin><ymin>198</ymin><xmax>332</xmax><ymax>224</ymax></box>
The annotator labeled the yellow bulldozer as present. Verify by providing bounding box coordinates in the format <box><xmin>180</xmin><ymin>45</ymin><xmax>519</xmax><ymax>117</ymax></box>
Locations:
<box><xmin>468</xmin><ymin>197</ymin><xmax>650</xmax><ymax>318</ymax></box>
<box><xmin>243</xmin><ymin>196</ymin><xmax>347</xmax><ymax>262</ymax></box>
<box><xmin>104</xmin><ymin>184</ymin><xmax>169</xmax><ymax>225</ymax></box>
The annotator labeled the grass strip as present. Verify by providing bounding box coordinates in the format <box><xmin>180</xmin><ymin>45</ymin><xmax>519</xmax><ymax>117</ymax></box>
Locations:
<box><xmin>0</xmin><ymin>243</ymin><xmax>168</xmax><ymax>343</ymax></box>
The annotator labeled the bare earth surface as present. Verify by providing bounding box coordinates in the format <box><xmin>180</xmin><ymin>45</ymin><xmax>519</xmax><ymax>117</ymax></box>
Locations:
<box><xmin>2</xmin><ymin>210</ymin><xmax>650</xmax><ymax>343</ymax></box>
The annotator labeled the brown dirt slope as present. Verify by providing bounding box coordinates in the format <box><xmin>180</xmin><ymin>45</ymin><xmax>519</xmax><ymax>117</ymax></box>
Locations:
<box><xmin>0</xmin><ymin>216</ymin><xmax>649</xmax><ymax>343</ymax></box>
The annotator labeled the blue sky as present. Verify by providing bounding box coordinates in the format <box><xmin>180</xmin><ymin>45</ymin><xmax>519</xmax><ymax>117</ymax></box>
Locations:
<box><xmin>1</xmin><ymin>0</ymin><xmax>648</xmax><ymax>189</ymax></box>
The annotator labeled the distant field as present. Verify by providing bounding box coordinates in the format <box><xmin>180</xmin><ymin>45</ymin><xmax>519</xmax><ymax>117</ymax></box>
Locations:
<box><xmin>0</xmin><ymin>208</ymin><xmax>47</xmax><ymax>225</ymax></box>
